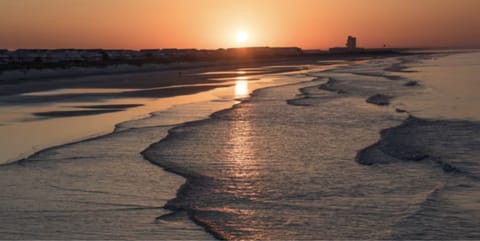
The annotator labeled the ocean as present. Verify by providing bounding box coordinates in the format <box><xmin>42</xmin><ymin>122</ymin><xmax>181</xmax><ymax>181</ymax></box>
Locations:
<box><xmin>1</xmin><ymin>51</ymin><xmax>479</xmax><ymax>239</ymax></box>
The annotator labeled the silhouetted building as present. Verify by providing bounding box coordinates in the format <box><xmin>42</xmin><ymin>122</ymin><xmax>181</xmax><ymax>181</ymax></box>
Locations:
<box><xmin>346</xmin><ymin>36</ymin><xmax>357</xmax><ymax>49</ymax></box>
<box><xmin>0</xmin><ymin>50</ymin><xmax>10</xmax><ymax>64</ymax></box>
<box><xmin>329</xmin><ymin>35</ymin><xmax>363</xmax><ymax>53</ymax></box>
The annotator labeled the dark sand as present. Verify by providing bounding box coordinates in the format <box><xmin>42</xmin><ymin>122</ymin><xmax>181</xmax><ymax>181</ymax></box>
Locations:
<box><xmin>34</xmin><ymin>109</ymin><xmax>123</xmax><ymax>118</ymax></box>
<box><xmin>319</xmin><ymin>78</ymin><xmax>348</xmax><ymax>94</ymax></box>
<box><xmin>36</xmin><ymin>104</ymin><xmax>146</xmax><ymax>118</ymax></box>
<box><xmin>404</xmin><ymin>80</ymin><xmax>418</xmax><ymax>86</ymax></box>
<box><xmin>28</xmin><ymin>85</ymin><xmax>236</xmax><ymax>118</ymax></box>
<box><xmin>74</xmin><ymin>104</ymin><xmax>144</xmax><ymax>109</ymax></box>
<box><xmin>366</xmin><ymin>94</ymin><xmax>393</xmax><ymax>106</ymax></box>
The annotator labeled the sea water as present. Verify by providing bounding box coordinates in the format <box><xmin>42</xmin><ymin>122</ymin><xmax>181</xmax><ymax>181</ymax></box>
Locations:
<box><xmin>144</xmin><ymin>51</ymin><xmax>480</xmax><ymax>239</ymax></box>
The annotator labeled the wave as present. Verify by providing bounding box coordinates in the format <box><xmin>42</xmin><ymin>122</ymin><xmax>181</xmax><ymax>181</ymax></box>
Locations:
<box><xmin>356</xmin><ymin>115</ymin><xmax>480</xmax><ymax>180</ymax></box>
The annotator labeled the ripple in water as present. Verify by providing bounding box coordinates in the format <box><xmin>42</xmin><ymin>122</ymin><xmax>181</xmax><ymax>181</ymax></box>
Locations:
<box><xmin>144</xmin><ymin>54</ymin><xmax>480</xmax><ymax>240</ymax></box>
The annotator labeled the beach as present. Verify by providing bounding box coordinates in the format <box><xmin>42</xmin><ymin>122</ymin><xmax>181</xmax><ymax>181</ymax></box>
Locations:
<box><xmin>0</xmin><ymin>57</ymin><xmax>327</xmax><ymax>165</ymax></box>
<box><xmin>0</xmin><ymin>57</ymin><xmax>333</xmax><ymax>239</ymax></box>
<box><xmin>1</xmin><ymin>51</ymin><xmax>479</xmax><ymax>239</ymax></box>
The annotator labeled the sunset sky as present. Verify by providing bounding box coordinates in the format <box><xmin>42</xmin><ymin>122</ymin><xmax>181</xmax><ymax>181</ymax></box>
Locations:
<box><xmin>1</xmin><ymin>0</ymin><xmax>479</xmax><ymax>50</ymax></box>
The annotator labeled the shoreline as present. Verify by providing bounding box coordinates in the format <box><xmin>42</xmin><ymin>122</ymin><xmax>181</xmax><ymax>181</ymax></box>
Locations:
<box><xmin>0</xmin><ymin>53</ymin><xmax>408</xmax><ymax>89</ymax></box>
<box><xmin>139</xmin><ymin>56</ymin><xmax>416</xmax><ymax>239</ymax></box>
<box><xmin>138</xmin><ymin>52</ymin><xmax>480</xmax><ymax>239</ymax></box>
<box><xmin>141</xmin><ymin>87</ymin><xmax>285</xmax><ymax>240</ymax></box>
<box><xmin>0</xmin><ymin>59</ymin><xmax>325</xmax><ymax>239</ymax></box>
<box><xmin>1</xmin><ymin>63</ymin><xmax>324</xmax><ymax>164</ymax></box>
<box><xmin>0</xmin><ymin>85</ymin><xmax>229</xmax><ymax>165</ymax></box>
<box><xmin>0</xmin><ymin>60</ymin><xmax>323</xmax><ymax>165</ymax></box>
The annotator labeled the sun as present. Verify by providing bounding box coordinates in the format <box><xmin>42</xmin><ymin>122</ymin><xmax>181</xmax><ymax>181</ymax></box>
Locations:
<box><xmin>235</xmin><ymin>31</ymin><xmax>249</xmax><ymax>44</ymax></box>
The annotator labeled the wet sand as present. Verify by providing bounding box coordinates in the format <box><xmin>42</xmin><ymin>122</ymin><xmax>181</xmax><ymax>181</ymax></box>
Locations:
<box><xmin>0</xmin><ymin>59</ymin><xmax>326</xmax><ymax>164</ymax></box>
<box><xmin>34</xmin><ymin>104</ymin><xmax>147</xmax><ymax>118</ymax></box>
<box><xmin>0</xmin><ymin>57</ymin><xmax>324</xmax><ymax>96</ymax></box>
<box><xmin>34</xmin><ymin>109</ymin><xmax>124</xmax><ymax>118</ymax></box>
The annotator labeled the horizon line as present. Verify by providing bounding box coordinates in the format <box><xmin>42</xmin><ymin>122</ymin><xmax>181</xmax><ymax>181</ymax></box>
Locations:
<box><xmin>2</xmin><ymin>45</ymin><xmax>479</xmax><ymax>52</ymax></box>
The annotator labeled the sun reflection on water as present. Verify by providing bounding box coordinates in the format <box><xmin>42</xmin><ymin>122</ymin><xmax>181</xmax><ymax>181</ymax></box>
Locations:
<box><xmin>222</xmin><ymin>106</ymin><xmax>262</xmax><ymax>197</ymax></box>
<box><xmin>235</xmin><ymin>77</ymin><xmax>249</xmax><ymax>99</ymax></box>
<box><xmin>219</xmin><ymin>104</ymin><xmax>267</xmax><ymax>238</ymax></box>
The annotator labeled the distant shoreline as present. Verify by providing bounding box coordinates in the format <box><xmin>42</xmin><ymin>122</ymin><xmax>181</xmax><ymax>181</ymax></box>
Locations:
<box><xmin>0</xmin><ymin>48</ymin><xmax>404</xmax><ymax>71</ymax></box>
<box><xmin>0</xmin><ymin>50</ymin><xmax>408</xmax><ymax>86</ymax></box>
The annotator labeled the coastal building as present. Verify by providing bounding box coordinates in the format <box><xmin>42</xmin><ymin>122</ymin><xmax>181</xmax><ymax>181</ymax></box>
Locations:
<box><xmin>225</xmin><ymin>47</ymin><xmax>303</xmax><ymax>59</ymax></box>
<box><xmin>272</xmin><ymin>47</ymin><xmax>303</xmax><ymax>56</ymax></box>
<box><xmin>346</xmin><ymin>36</ymin><xmax>356</xmax><ymax>49</ymax></box>
<box><xmin>103</xmin><ymin>50</ymin><xmax>140</xmax><ymax>60</ymax></box>
<box><xmin>1</xmin><ymin>47</ymin><xmax>306</xmax><ymax>67</ymax></box>
<box><xmin>45</xmin><ymin>49</ymin><xmax>83</xmax><ymax>63</ymax></box>
<box><xmin>12</xmin><ymin>49</ymin><xmax>45</xmax><ymax>63</ymax></box>
<box><xmin>329</xmin><ymin>35</ymin><xmax>364</xmax><ymax>53</ymax></box>
<box><xmin>0</xmin><ymin>50</ymin><xmax>10</xmax><ymax>64</ymax></box>
<box><xmin>81</xmin><ymin>50</ymin><xmax>104</xmax><ymax>62</ymax></box>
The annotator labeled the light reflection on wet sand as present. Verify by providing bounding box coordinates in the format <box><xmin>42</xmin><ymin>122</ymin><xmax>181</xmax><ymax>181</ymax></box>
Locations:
<box><xmin>234</xmin><ymin>77</ymin><xmax>249</xmax><ymax>99</ymax></box>
<box><xmin>0</xmin><ymin>92</ymin><xmax>218</xmax><ymax>164</ymax></box>
<box><xmin>0</xmin><ymin>64</ymin><xmax>326</xmax><ymax>164</ymax></box>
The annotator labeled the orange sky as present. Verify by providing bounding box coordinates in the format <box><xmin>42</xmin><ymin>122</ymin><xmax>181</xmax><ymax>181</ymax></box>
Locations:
<box><xmin>1</xmin><ymin>0</ymin><xmax>479</xmax><ymax>50</ymax></box>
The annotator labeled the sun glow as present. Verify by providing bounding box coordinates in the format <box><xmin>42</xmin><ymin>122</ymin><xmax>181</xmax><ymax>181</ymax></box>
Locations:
<box><xmin>235</xmin><ymin>31</ymin><xmax>249</xmax><ymax>44</ymax></box>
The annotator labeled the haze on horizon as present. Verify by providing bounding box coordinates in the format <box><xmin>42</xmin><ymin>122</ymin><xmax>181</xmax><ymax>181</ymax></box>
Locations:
<box><xmin>1</xmin><ymin>0</ymin><xmax>479</xmax><ymax>50</ymax></box>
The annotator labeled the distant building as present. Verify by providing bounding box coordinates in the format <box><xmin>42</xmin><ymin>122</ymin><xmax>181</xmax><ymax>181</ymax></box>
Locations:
<box><xmin>224</xmin><ymin>47</ymin><xmax>302</xmax><ymax>58</ymax></box>
<box><xmin>1</xmin><ymin>46</ymin><xmax>305</xmax><ymax>66</ymax></box>
<box><xmin>0</xmin><ymin>50</ymin><xmax>10</xmax><ymax>64</ymax></box>
<box><xmin>272</xmin><ymin>47</ymin><xmax>303</xmax><ymax>56</ymax></box>
<box><xmin>139</xmin><ymin>49</ymin><xmax>165</xmax><ymax>58</ymax></box>
<box><xmin>346</xmin><ymin>36</ymin><xmax>357</xmax><ymax>49</ymax></box>
<box><xmin>329</xmin><ymin>35</ymin><xmax>363</xmax><ymax>53</ymax></box>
